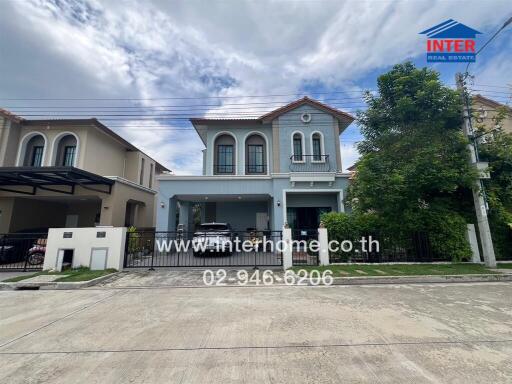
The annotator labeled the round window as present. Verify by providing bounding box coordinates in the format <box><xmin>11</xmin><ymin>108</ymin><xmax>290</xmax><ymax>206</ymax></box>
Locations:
<box><xmin>301</xmin><ymin>113</ymin><xmax>312</xmax><ymax>123</ymax></box>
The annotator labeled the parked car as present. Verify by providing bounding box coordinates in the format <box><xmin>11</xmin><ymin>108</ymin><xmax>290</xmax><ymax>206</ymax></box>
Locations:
<box><xmin>0</xmin><ymin>228</ymin><xmax>48</xmax><ymax>265</ymax></box>
<box><xmin>192</xmin><ymin>223</ymin><xmax>233</xmax><ymax>255</ymax></box>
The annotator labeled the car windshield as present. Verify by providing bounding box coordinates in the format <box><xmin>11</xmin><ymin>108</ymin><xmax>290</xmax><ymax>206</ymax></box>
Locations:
<box><xmin>196</xmin><ymin>224</ymin><xmax>230</xmax><ymax>232</ymax></box>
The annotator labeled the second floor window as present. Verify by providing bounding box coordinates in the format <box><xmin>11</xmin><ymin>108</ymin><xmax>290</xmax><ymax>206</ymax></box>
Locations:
<box><xmin>217</xmin><ymin>145</ymin><xmax>234</xmax><ymax>173</ymax></box>
<box><xmin>247</xmin><ymin>144</ymin><xmax>264</xmax><ymax>173</ymax></box>
<box><xmin>312</xmin><ymin>133</ymin><xmax>322</xmax><ymax>161</ymax></box>
<box><xmin>140</xmin><ymin>158</ymin><xmax>145</xmax><ymax>185</ymax></box>
<box><xmin>62</xmin><ymin>146</ymin><xmax>76</xmax><ymax>166</ymax></box>
<box><xmin>293</xmin><ymin>133</ymin><xmax>303</xmax><ymax>161</ymax></box>
<box><xmin>31</xmin><ymin>146</ymin><xmax>44</xmax><ymax>167</ymax></box>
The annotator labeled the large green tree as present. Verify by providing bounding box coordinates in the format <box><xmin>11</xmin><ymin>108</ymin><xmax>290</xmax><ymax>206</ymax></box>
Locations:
<box><xmin>476</xmin><ymin>107</ymin><xmax>512</xmax><ymax>259</ymax></box>
<box><xmin>348</xmin><ymin>62</ymin><xmax>478</xmax><ymax>260</ymax></box>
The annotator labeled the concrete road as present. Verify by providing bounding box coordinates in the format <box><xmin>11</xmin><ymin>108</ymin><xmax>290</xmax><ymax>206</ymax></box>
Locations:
<box><xmin>0</xmin><ymin>281</ymin><xmax>511</xmax><ymax>383</ymax></box>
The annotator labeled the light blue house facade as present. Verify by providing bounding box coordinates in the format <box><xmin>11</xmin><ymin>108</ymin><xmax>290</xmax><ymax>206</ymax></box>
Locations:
<box><xmin>156</xmin><ymin>97</ymin><xmax>355</xmax><ymax>232</ymax></box>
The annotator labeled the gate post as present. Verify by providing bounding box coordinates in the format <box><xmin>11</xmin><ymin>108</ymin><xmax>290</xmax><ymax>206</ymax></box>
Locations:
<box><xmin>318</xmin><ymin>222</ymin><xmax>330</xmax><ymax>266</ymax></box>
<box><xmin>282</xmin><ymin>224</ymin><xmax>293</xmax><ymax>270</ymax></box>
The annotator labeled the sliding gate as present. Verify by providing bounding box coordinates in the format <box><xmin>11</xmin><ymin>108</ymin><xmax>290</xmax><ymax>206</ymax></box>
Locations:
<box><xmin>124</xmin><ymin>230</ymin><xmax>283</xmax><ymax>268</ymax></box>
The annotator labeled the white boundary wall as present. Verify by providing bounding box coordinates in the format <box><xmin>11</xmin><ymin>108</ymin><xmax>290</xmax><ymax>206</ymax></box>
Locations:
<box><xmin>43</xmin><ymin>227</ymin><xmax>127</xmax><ymax>271</ymax></box>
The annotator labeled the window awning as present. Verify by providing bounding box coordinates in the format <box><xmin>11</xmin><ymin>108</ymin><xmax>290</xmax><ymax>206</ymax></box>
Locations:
<box><xmin>0</xmin><ymin>167</ymin><xmax>114</xmax><ymax>195</ymax></box>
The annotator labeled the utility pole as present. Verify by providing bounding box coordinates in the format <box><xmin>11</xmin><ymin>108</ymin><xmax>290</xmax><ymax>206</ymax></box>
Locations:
<box><xmin>455</xmin><ymin>15</ymin><xmax>512</xmax><ymax>267</ymax></box>
<box><xmin>455</xmin><ymin>73</ymin><xmax>496</xmax><ymax>268</ymax></box>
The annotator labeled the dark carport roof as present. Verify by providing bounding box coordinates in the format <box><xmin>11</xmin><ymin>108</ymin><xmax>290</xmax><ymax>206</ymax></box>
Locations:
<box><xmin>0</xmin><ymin>166</ymin><xmax>114</xmax><ymax>195</ymax></box>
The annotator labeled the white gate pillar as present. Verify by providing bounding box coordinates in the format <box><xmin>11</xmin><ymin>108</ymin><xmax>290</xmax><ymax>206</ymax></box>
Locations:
<box><xmin>282</xmin><ymin>224</ymin><xmax>293</xmax><ymax>270</ymax></box>
<box><xmin>318</xmin><ymin>223</ymin><xmax>330</xmax><ymax>266</ymax></box>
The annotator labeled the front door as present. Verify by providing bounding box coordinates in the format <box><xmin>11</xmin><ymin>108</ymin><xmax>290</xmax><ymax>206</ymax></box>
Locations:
<box><xmin>256</xmin><ymin>212</ymin><xmax>268</xmax><ymax>231</ymax></box>
<box><xmin>286</xmin><ymin>207</ymin><xmax>331</xmax><ymax>229</ymax></box>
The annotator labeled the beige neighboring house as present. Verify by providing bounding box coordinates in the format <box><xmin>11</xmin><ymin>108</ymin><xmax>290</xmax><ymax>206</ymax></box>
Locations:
<box><xmin>472</xmin><ymin>94</ymin><xmax>512</xmax><ymax>135</ymax></box>
<box><xmin>0</xmin><ymin>109</ymin><xmax>170</xmax><ymax>233</ymax></box>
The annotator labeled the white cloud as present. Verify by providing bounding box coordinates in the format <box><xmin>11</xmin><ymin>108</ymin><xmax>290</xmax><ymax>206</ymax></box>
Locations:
<box><xmin>340</xmin><ymin>143</ymin><xmax>360</xmax><ymax>172</ymax></box>
<box><xmin>1</xmin><ymin>0</ymin><xmax>511</xmax><ymax>174</ymax></box>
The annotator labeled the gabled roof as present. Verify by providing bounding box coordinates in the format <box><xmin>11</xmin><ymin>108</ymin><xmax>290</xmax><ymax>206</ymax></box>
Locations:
<box><xmin>419</xmin><ymin>19</ymin><xmax>481</xmax><ymax>39</ymax></box>
<box><xmin>0</xmin><ymin>108</ymin><xmax>24</xmax><ymax>124</ymax></box>
<box><xmin>190</xmin><ymin>96</ymin><xmax>355</xmax><ymax>124</ymax></box>
<box><xmin>472</xmin><ymin>94</ymin><xmax>512</xmax><ymax>113</ymax></box>
<box><xmin>259</xmin><ymin>96</ymin><xmax>354</xmax><ymax>123</ymax></box>
<box><xmin>190</xmin><ymin>96</ymin><xmax>355</xmax><ymax>145</ymax></box>
<box><xmin>0</xmin><ymin>109</ymin><xmax>171</xmax><ymax>172</ymax></box>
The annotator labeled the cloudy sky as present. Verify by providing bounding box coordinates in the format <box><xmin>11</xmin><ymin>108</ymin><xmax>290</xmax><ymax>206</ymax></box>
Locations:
<box><xmin>1</xmin><ymin>0</ymin><xmax>511</xmax><ymax>174</ymax></box>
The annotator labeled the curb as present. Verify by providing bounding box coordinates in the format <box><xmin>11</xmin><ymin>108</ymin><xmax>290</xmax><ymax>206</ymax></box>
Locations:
<box><xmin>0</xmin><ymin>272</ymin><xmax>119</xmax><ymax>291</ymax></box>
<box><xmin>329</xmin><ymin>273</ymin><xmax>512</xmax><ymax>285</ymax></box>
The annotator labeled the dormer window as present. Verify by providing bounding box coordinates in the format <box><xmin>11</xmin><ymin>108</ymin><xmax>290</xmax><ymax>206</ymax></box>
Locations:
<box><xmin>292</xmin><ymin>132</ymin><xmax>304</xmax><ymax>162</ymax></box>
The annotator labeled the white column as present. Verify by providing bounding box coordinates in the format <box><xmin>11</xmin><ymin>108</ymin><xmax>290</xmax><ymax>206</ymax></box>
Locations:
<box><xmin>282</xmin><ymin>226</ymin><xmax>293</xmax><ymax>270</ymax></box>
<box><xmin>318</xmin><ymin>227</ymin><xmax>329</xmax><ymax>266</ymax></box>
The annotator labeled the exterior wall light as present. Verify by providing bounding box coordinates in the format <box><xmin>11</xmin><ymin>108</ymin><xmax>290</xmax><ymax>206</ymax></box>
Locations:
<box><xmin>277</xmin><ymin>200</ymin><xmax>281</xmax><ymax>207</ymax></box>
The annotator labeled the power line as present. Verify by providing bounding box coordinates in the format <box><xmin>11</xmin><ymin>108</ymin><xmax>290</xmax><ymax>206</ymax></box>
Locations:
<box><xmin>2</xmin><ymin>96</ymin><xmax>370</xmax><ymax>109</ymax></box>
<box><xmin>0</xmin><ymin>89</ymin><xmax>379</xmax><ymax>101</ymax></box>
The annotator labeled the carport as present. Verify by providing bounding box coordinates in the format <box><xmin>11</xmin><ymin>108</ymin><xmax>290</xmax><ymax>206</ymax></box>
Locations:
<box><xmin>0</xmin><ymin>166</ymin><xmax>113</xmax><ymax>232</ymax></box>
<box><xmin>169</xmin><ymin>194</ymin><xmax>273</xmax><ymax>233</ymax></box>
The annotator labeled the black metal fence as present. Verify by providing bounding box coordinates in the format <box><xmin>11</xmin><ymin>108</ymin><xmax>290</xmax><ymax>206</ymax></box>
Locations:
<box><xmin>291</xmin><ymin>229</ymin><xmax>319</xmax><ymax>266</ymax></box>
<box><xmin>0</xmin><ymin>233</ymin><xmax>47</xmax><ymax>271</ymax></box>
<box><xmin>329</xmin><ymin>232</ymin><xmax>441</xmax><ymax>263</ymax></box>
<box><xmin>124</xmin><ymin>230</ymin><xmax>283</xmax><ymax>268</ymax></box>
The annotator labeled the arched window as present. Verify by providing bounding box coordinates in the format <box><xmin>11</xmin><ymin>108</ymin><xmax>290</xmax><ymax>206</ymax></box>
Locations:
<box><xmin>213</xmin><ymin>133</ymin><xmax>236</xmax><ymax>174</ymax></box>
<box><xmin>245</xmin><ymin>133</ymin><xmax>267</xmax><ymax>174</ymax></box>
<box><xmin>53</xmin><ymin>134</ymin><xmax>78</xmax><ymax>166</ymax></box>
<box><xmin>18</xmin><ymin>133</ymin><xmax>47</xmax><ymax>167</ymax></box>
<box><xmin>311</xmin><ymin>132</ymin><xmax>324</xmax><ymax>162</ymax></box>
<box><xmin>291</xmin><ymin>132</ymin><xmax>304</xmax><ymax>162</ymax></box>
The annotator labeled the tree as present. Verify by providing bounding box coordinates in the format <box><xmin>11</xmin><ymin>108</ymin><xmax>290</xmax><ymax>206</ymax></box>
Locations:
<box><xmin>475</xmin><ymin>106</ymin><xmax>512</xmax><ymax>259</ymax></box>
<box><xmin>348</xmin><ymin>62</ymin><xmax>478</xmax><ymax>260</ymax></box>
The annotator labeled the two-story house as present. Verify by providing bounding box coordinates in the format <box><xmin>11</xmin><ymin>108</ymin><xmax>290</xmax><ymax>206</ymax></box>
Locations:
<box><xmin>0</xmin><ymin>109</ymin><xmax>170</xmax><ymax>233</ymax></box>
<box><xmin>156</xmin><ymin>97</ymin><xmax>354</xmax><ymax>233</ymax></box>
<box><xmin>472</xmin><ymin>94</ymin><xmax>512</xmax><ymax>135</ymax></box>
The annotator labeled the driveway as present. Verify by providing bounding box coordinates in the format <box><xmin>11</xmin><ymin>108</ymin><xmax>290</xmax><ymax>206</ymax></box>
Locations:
<box><xmin>0</xmin><ymin>280</ymin><xmax>511</xmax><ymax>383</ymax></box>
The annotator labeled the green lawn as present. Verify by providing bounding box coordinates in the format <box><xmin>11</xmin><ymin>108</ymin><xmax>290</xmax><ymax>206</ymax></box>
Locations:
<box><xmin>292</xmin><ymin>263</ymin><xmax>500</xmax><ymax>277</ymax></box>
<box><xmin>497</xmin><ymin>263</ymin><xmax>512</xmax><ymax>269</ymax></box>
<box><xmin>2</xmin><ymin>267</ymin><xmax>116</xmax><ymax>283</ymax></box>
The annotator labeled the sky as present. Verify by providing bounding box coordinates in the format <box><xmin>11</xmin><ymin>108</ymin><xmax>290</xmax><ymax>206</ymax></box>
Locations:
<box><xmin>0</xmin><ymin>0</ymin><xmax>511</xmax><ymax>174</ymax></box>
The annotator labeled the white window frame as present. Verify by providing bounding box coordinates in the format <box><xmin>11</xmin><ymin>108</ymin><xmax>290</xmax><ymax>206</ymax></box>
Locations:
<box><xmin>16</xmin><ymin>131</ymin><xmax>49</xmax><ymax>166</ymax></box>
<box><xmin>210</xmin><ymin>131</ymin><xmax>238</xmax><ymax>175</ymax></box>
<box><xmin>291</xmin><ymin>131</ymin><xmax>305</xmax><ymax>163</ymax></box>
<box><xmin>49</xmin><ymin>131</ymin><xmax>80</xmax><ymax>167</ymax></box>
<box><xmin>242</xmin><ymin>131</ymin><xmax>270</xmax><ymax>175</ymax></box>
<box><xmin>310</xmin><ymin>131</ymin><xmax>325</xmax><ymax>163</ymax></box>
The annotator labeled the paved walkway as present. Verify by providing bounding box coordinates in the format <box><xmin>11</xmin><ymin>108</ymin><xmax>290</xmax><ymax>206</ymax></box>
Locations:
<box><xmin>1</xmin><ymin>281</ymin><xmax>512</xmax><ymax>383</ymax></box>
<box><xmin>98</xmin><ymin>268</ymin><xmax>286</xmax><ymax>288</ymax></box>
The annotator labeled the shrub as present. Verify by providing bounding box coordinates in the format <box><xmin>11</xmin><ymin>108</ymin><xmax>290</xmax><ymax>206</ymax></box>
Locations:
<box><xmin>321</xmin><ymin>211</ymin><xmax>471</xmax><ymax>262</ymax></box>
<box><xmin>422</xmin><ymin>211</ymin><xmax>472</xmax><ymax>262</ymax></box>
<box><xmin>489</xmin><ymin>208</ymin><xmax>512</xmax><ymax>260</ymax></box>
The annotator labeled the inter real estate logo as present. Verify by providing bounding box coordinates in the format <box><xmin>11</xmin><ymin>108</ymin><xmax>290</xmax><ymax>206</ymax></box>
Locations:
<box><xmin>420</xmin><ymin>19</ymin><xmax>481</xmax><ymax>63</ymax></box>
